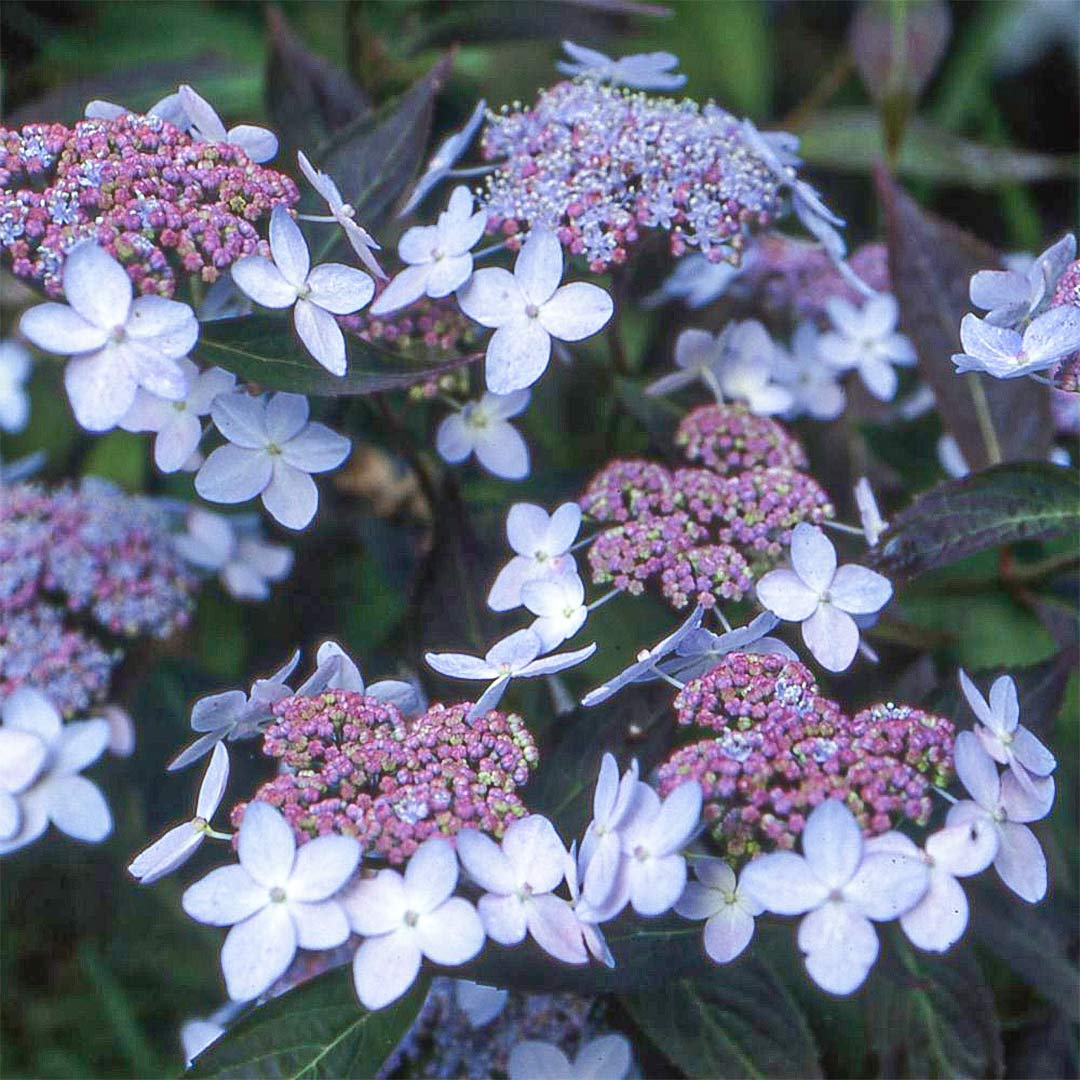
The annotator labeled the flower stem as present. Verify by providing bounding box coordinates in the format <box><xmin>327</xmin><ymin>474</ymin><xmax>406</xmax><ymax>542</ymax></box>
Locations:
<box><xmin>966</xmin><ymin>373</ymin><xmax>1003</xmax><ymax>466</ymax></box>
<box><xmin>587</xmin><ymin>588</ymin><xmax>621</xmax><ymax>612</ymax></box>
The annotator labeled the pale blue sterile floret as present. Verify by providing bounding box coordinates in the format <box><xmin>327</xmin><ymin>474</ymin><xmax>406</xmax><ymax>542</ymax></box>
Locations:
<box><xmin>557</xmin><ymin>41</ymin><xmax>688</xmax><ymax>91</ymax></box>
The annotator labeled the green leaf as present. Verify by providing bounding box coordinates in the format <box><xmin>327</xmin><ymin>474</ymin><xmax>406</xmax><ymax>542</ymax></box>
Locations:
<box><xmin>319</xmin><ymin>54</ymin><xmax>453</xmax><ymax>228</ymax></box>
<box><xmin>198</xmin><ymin>316</ymin><xmax>478</xmax><ymax>396</ymax></box>
<box><xmin>867</xmin><ymin>938</ymin><xmax>1003</xmax><ymax>1078</ymax></box>
<box><xmin>798</xmin><ymin>110</ymin><xmax>1078</xmax><ymax>188</ymax></box>
<box><xmin>190</xmin><ymin>970</ymin><xmax>428</xmax><ymax>1078</ymax></box>
<box><xmin>869</xmin><ymin>462</ymin><xmax>1078</xmax><ymax>582</ymax></box>
<box><xmin>875</xmin><ymin>169</ymin><xmax>1051</xmax><ymax>470</ymax></box>
<box><xmin>621</xmin><ymin>962</ymin><xmax>823</xmax><ymax>1079</ymax></box>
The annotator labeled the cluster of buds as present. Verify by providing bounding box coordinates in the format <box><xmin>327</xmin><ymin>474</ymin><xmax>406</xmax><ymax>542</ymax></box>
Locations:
<box><xmin>479</xmin><ymin>80</ymin><xmax>787</xmax><ymax>271</ymax></box>
<box><xmin>341</xmin><ymin>293</ymin><xmax>479</xmax><ymax>357</ymax></box>
<box><xmin>235</xmin><ymin>691</ymin><xmax>539</xmax><ymax>865</ymax></box>
<box><xmin>0</xmin><ymin>113</ymin><xmax>297</xmax><ymax>297</ymax></box>
<box><xmin>581</xmin><ymin>405</ymin><xmax>832</xmax><ymax>608</ymax></box>
<box><xmin>1052</xmin><ymin>258</ymin><xmax>1080</xmax><ymax>393</ymax></box>
<box><xmin>0</xmin><ymin>479</ymin><xmax>196</xmax><ymax>712</ymax></box>
<box><xmin>657</xmin><ymin>652</ymin><xmax>955</xmax><ymax>858</ymax></box>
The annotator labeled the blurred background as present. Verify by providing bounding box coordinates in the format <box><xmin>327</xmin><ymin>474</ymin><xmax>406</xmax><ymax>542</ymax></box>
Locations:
<box><xmin>1</xmin><ymin>2</ymin><xmax>1077</xmax><ymax>1076</ymax></box>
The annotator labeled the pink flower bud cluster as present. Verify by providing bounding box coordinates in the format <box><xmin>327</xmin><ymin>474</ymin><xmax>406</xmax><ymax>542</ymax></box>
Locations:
<box><xmin>380</xmin><ymin>978</ymin><xmax>594</xmax><ymax>1080</ymax></box>
<box><xmin>0</xmin><ymin>113</ymin><xmax>297</xmax><ymax>298</ymax></box>
<box><xmin>478</xmin><ymin>80</ymin><xmax>786</xmax><ymax>271</ymax></box>
<box><xmin>739</xmin><ymin>235</ymin><xmax>890</xmax><ymax>323</ymax></box>
<box><xmin>581</xmin><ymin>406</ymin><xmax>832</xmax><ymax>609</ymax></box>
<box><xmin>236</xmin><ymin>691</ymin><xmax>539</xmax><ymax>864</ymax></box>
<box><xmin>341</xmin><ymin>294</ymin><xmax>478</xmax><ymax>356</ymax></box>
<box><xmin>657</xmin><ymin>652</ymin><xmax>955</xmax><ymax>858</ymax></box>
<box><xmin>1052</xmin><ymin>258</ymin><xmax>1080</xmax><ymax>393</ymax></box>
<box><xmin>0</xmin><ymin>480</ymin><xmax>196</xmax><ymax>638</ymax></box>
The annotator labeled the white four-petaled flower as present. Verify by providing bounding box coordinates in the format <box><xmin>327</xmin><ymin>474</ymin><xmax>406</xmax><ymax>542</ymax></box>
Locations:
<box><xmin>952</xmin><ymin>308</ymin><xmax>1080</xmax><ymax>380</ymax></box>
<box><xmin>129</xmin><ymin>742</ymin><xmax>230</xmax><ymax>884</ymax></box>
<box><xmin>196</xmin><ymin>391</ymin><xmax>351</xmax><ymax>530</ymax></box>
<box><xmin>488</xmin><ymin>501</ymin><xmax>582</xmax><ymax>611</ymax></box>
<box><xmin>557</xmin><ymin>40</ymin><xmax>687</xmax><ymax>91</ymax></box>
<box><xmin>522</xmin><ymin>574</ymin><xmax>588</xmax><ymax>650</ymax></box>
<box><xmin>756</xmin><ymin>523</ymin><xmax>892</xmax><ymax>673</ymax></box>
<box><xmin>343</xmin><ymin>836</ymin><xmax>485</xmax><ymax>1010</ymax></box>
<box><xmin>458</xmin><ymin>229</ymin><xmax>613</xmax><ymax>394</ymax></box>
<box><xmin>457</xmin><ymin>815</ymin><xmax>587</xmax><ymax>964</ymax></box>
<box><xmin>0</xmin><ymin>687</ymin><xmax>112</xmax><ymax>855</ymax></box>
<box><xmin>675</xmin><ymin>857</ymin><xmax>763</xmax><ymax>964</ymax></box>
<box><xmin>436</xmin><ymin>390</ymin><xmax>531</xmax><ymax>481</ymax></box>
<box><xmin>774</xmin><ymin>321</ymin><xmax>847</xmax><ymax>421</ymax></box>
<box><xmin>295</xmin><ymin>640</ymin><xmax>422</xmax><ymax>713</ymax></box>
<box><xmin>507</xmin><ymin>1034</ymin><xmax>633</xmax><ymax>1080</ymax></box>
<box><xmin>178</xmin><ymin>84</ymin><xmax>278</xmax><ymax>163</ymax></box>
<box><xmin>120</xmin><ymin>358</ymin><xmax>236</xmax><ymax>473</ymax></box>
<box><xmin>182</xmin><ymin>801</ymin><xmax>360</xmax><ymax>1001</ymax></box>
<box><xmin>371</xmin><ymin>187</ymin><xmax>486</xmax><ymax>315</ymax></box>
<box><xmin>969</xmin><ymin>234</ymin><xmax>1075</xmax><ymax>327</ymax></box>
<box><xmin>740</xmin><ymin>800</ymin><xmax>929</xmax><ymax>995</ymax></box>
<box><xmin>19</xmin><ymin>242</ymin><xmax>198</xmax><ymax>432</ymax></box>
<box><xmin>231</xmin><ymin>207</ymin><xmax>374</xmax><ymax>377</ymax></box>
<box><xmin>818</xmin><ymin>294</ymin><xmax>916</xmax><ymax>401</ymax></box>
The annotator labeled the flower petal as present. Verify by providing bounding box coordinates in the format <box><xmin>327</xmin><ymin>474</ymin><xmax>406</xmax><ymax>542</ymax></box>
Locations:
<box><xmin>526</xmin><ymin>894</ymin><xmax>589</xmax><ymax>964</ymax></box>
<box><xmin>503</xmin><ymin>815</ymin><xmax>568</xmax><ymax>894</ymax></box>
<box><xmin>289</xmin><ymin>834</ymin><xmax>360</xmax><ymax>901</ymax></box>
<box><xmin>291</xmin><ymin>899</ymin><xmax>351</xmax><ymax>950</ymax></box>
<box><xmin>629</xmin><ymin>852</ymin><xmax>687</xmax><ymax>916</ymax></box>
<box><xmin>281</xmin><ymin>422</ymin><xmax>351</xmax><ymax>473</ymax></box>
<box><xmin>994</xmin><ymin>822</ymin><xmax>1046</xmax><ymax>902</ymax></box>
<box><xmin>45</xmin><ymin>775</ymin><xmax>112</xmax><ymax>842</ymax></box>
<box><xmin>294</xmin><ymin>299</ymin><xmax>346</xmax><ymax>376</ymax></box>
<box><xmin>539</xmin><ymin>282</ymin><xmax>613</xmax><ymax>342</ymax></box>
<box><xmin>262</xmin><ymin>462</ymin><xmax>319</xmax><ymax>530</ymax></box>
<box><xmin>739</xmin><ymin>851</ymin><xmax>828</xmax><ymax>915</ymax></box>
<box><xmin>426</xmin><ymin>253</ymin><xmax>474</xmax><ymax>299</ymax></box>
<box><xmin>352</xmin><ymin>929</ymin><xmax>421</xmax><ymax>1010</ymax></box>
<box><xmin>182</xmin><ymin>864</ymin><xmax>268</xmax><ymax>925</ymax></box>
<box><xmin>129</xmin><ymin>822</ymin><xmax>203</xmax><ymax>884</ymax></box>
<box><xmin>900</xmin><ymin>871</ymin><xmax>969</xmax><ymax>953</ymax></box>
<box><xmin>53</xmin><ymin>718</ymin><xmax>109</xmax><ymax>775</ymax></box>
<box><xmin>485</xmin><ymin>319</ymin><xmax>552</xmax><ymax>395</ymax></box>
<box><xmin>755</xmin><ymin>569</ymin><xmax>819</xmax><ymax>622</ymax></box>
<box><xmin>703</xmin><ymin>903</ymin><xmax>756</xmax><ymax>964</ymax></box>
<box><xmin>515</xmin><ymin>229</ymin><xmax>563</xmax><ymax>307</ymax></box>
<box><xmin>229</xmin><ymin>124</ymin><xmax>278</xmax><ymax>163</ymax></box>
<box><xmin>458</xmin><ymin>267</ymin><xmax>521</xmax><ymax>328</ymax></box>
<box><xmin>802</xmin><ymin>799</ymin><xmax>862</xmax><ymax>889</ymax></box>
<box><xmin>404</xmin><ymin>836</ymin><xmax>459</xmax><ymax>913</ymax></box>
<box><xmin>953</xmin><ymin>731</ymin><xmax>1000</xmax><ymax>810</ymax></box>
<box><xmin>2</xmin><ymin>687</ymin><xmax>62</xmax><ymax>743</ymax></box>
<box><xmin>508</xmin><ymin>1041</ymin><xmax>571</xmax><ymax>1080</ymax></box>
<box><xmin>828</xmin><ymin>564</ymin><xmax>892</xmax><ymax>615</ymax></box>
<box><xmin>342</xmin><ymin>869</ymin><xmax>407</xmax><ymax>935</ymax></box>
<box><xmin>221</xmin><ymin>904</ymin><xmax>297</xmax><ymax>1001</ymax></box>
<box><xmin>845</xmin><ymin>851</ymin><xmax>928</xmax><ymax>920</ymax></box>
<box><xmin>195</xmin><ymin>743</ymin><xmax>230</xmax><ymax>820</ymax></box>
<box><xmin>231</xmin><ymin>256</ymin><xmax>298</xmax><ymax>309</ymax></box>
<box><xmin>798</xmin><ymin>904</ymin><xmax>878</xmax><ymax>995</ymax></box>
<box><xmin>925</xmin><ymin>821</ymin><xmax>997</xmax><ymax>878</ymax></box>
<box><xmin>436</xmin><ymin>412</ymin><xmax>473</xmax><ymax>464</ymax></box>
<box><xmin>65</xmin><ymin>349</ymin><xmax>136</xmax><ymax>431</ymax></box>
<box><xmin>416</xmin><ymin>897</ymin><xmax>485</xmax><ymax>966</ymax></box>
<box><xmin>307</xmin><ymin>263</ymin><xmax>374</xmax><ymax>315</ymax></box>
<box><xmin>63</xmin><ymin>242</ymin><xmax>133</xmax><ymax>329</ymax></box>
<box><xmin>237</xmin><ymin>801</ymin><xmax>296</xmax><ymax>889</ymax></box>
<box><xmin>196</xmin><ymin>445</ymin><xmax>273</xmax><ymax>505</ymax></box>
<box><xmin>20</xmin><ymin>303</ymin><xmax>109</xmax><ymax>355</ymax></box>
<box><xmin>477</xmin><ymin>892</ymin><xmax>528</xmax><ymax>945</ymax></box>
<box><xmin>473</xmin><ymin>419</ymin><xmax>530</xmax><ymax>480</ymax></box>
<box><xmin>370</xmin><ymin>264</ymin><xmax>431</xmax><ymax>316</ymax></box>
<box><xmin>456</xmin><ymin>828</ymin><xmax>517</xmax><ymax>894</ymax></box>
<box><xmin>269</xmin><ymin>207</ymin><xmax>310</xmax><ymax>287</ymax></box>
<box><xmin>790</xmin><ymin>523</ymin><xmax>836</xmax><ymax>593</ymax></box>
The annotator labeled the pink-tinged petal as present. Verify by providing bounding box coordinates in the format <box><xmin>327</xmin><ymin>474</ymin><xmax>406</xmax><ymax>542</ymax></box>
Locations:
<box><xmin>45</xmin><ymin>775</ymin><xmax>112</xmax><ymax>842</ymax></box>
<box><xmin>20</xmin><ymin>303</ymin><xmax>109</xmax><ymax>355</ymax></box>
<box><xmin>790</xmin><ymin>523</ymin><xmax>836</xmax><ymax>593</ymax></box>
<box><xmin>53</xmin><ymin>718</ymin><xmax>109</xmax><ymax>775</ymax></box>
<box><xmin>828</xmin><ymin>564</ymin><xmax>892</xmax><ymax>615</ymax></box>
<box><xmin>1000</xmin><ymin>769</ymin><xmax>1054</xmax><ymax>823</ymax></box>
<box><xmin>370</xmin><ymin>265</ymin><xmax>432</xmax><ymax>317</ymax></box>
<box><xmin>195</xmin><ymin>743</ymin><xmax>230</xmax><ymax>820</ymax></box>
<box><xmin>799</xmin><ymin>904</ymin><xmax>878</xmax><ymax>995</ymax></box>
<box><xmin>0</xmin><ymin>729</ymin><xmax>47</xmax><ymax>793</ymax></box>
<box><xmin>486</xmin><ymin>556</ymin><xmax>539</xmax><ymax>611</ymax></box>
<box><xmin>477</xmin><ymin>892</ymin><xmax>528</xmax><ymax>945</ymax></box>
<box><xmin>925</xmin><ymin>821</ymin><xmax>997</xmax><ymax>878</ymax></box>
<box><xmin>289</xmin><ymin>834</ymin><xmax>360</xmax><ymax>900</ymax></box>
<box><xmin>900</xmin><ymin>870</ymin><xmax>970</xmax><ymax>953</ymax></box>
<box><xmin>1010</xmin><ymin>726</ymin><xmax>1056</xmax><ymax>777</ymax></box>
<box><xmin>994</xmin><ymin>822</ymin><xmax>1047</xmax><ymax>902</ymax></box>
<box><xmin>307</xmin><ymin>263</ymin><xmax>374</xmax><ymax>315</ymax></box>
<box><xmin>417</xmin><ymin>896</ymin><xmax>485</xmax><ymax>965</ymax></box>
<box><xmin>508</xmin><ymin>1041</ymin><xmax>571</xmax><ymax>1080</ymax></box>
<box><xmin>703</xmin><ymin>903</ymin><xmax>756</xmax><ymax>964</ymax></box>
<box><xmin>263</xmin><ymin>462</ymin><xmax>319</xmax><ymax>530</ymax></box>
<box><xmin>436</xmin><ymin>412</ymin><xmax>473</xmax><ymax>464</ymax></box>
<box><xmin>755</xmin><ymin>569</ymin><xmax>819</xmax><ymax>622</ymax></box>
<box><xmin>268</xmin><ymin>206</ymin><xmax>310</xmax><ymax>287</ymax></box>
<box><xmin>458</xmin><ymin>267</ymin><xmax>521</xmax><ymax>327</ymax></box>
<box><xmin>231</xmin><ymin>256</ymin><xmax>297</xmax><ymax>308</ymax></box>
<box><xmin>426</xmin><ymin>253</ymin><xmax>474</xmax><ymax>299</ymax></box>
<box><xmin>229</xmin><ymin>124</ymin><xmax>278</xmax><ymax>163</ymax></box>
<box><xmin>129</xmin><ymin>823</ymin><xmax>204</xmax><ymax>884</ymax></box>
<box><xmin>281</xmin><ymin>423</ymin><xmax>350</xmax><ymax>473</ymax></box>
<box><xmin>294</xmin><ymin>299</ymin><xmax>346</xmax><ymax>376</ymax></box>
<box><xmin>648</xmin><ymin>782</ymin><xmax>702</xmax><ymax>857</ymax></box>
<box><xmin>65</xmin><ymin>349</ymin><xmax>136</xmax><ymax>431</ymax></box>
<box><xmin>988</xmin><ymin>675</ymin><xmax>1019</xmax><ymax>733</ymax></box>
<box><xmin>155</xmin><ymin>413</ymin><xmax>202</xmax><ymax>473</ymax></box>
<box><xmin>629</xmin><ymin>852</ymin><xmax>687</xmax><ymax>916</ymax></box>
<box><xmin>527</xmin><ymin>894</ymin><xmax>589</xmax><ymax>964</ymax></box>
<box><xmin>802</xmin><ymin>604</ymin><xmax>860</xmax><ymax>673</ymax></box>
<box><xmin>845</xmin><ymin>850</ymin><xmax>929</xmax><ymax>920</ymax></box>
<box><xmin>695</xmin><ymin>857</ymin><xmax>736</xmax><ymax>893</ymax></box>
<box><xmin>182</xmin><ymin>864</ymin><xmax>268</xmax><ymax>926</ymax></box>
<box><xmin>237</xmin><ymin>801</ymin><xmax>296</xmax><ymax>889</ymax></box>
<box><xmin>2</xmin><ymin>688</ymin><xmax>61</xmax><ymax>743</ymax></box>
<box><xmin>802</xmin><ymin>800</ymin><xmax>862</xmax><ymax>889</ymax></box>
<box><xmin>342</xmin><ymin>869</ymin><xmax>406</xmax><ymax>934</ymax></box>
<box><xmin>353</xmin><ymin>929</ymin><xmax>422</xmax><ymax>1010</ymax></box>
<box><xmin>457</xmin><ymin>828</ymin><xmax>516</xmax><ymax>894</ymax></box>
<box><xmin>575</xmin><ymin>1034</ymin><xmax>632</xmax><ymax>1080</ymax></box>
<box><xmin>221</xmin><ymin>904</ymin><xmax>297</xmax><ymax>1001</ymax></box>
<box><xmin>539</xmin><ymin>283</ymin><xmax>613</xmax><ymax>342</ymax></box>
<box><xmin>739</xmin><ymin>852</ymin><xmax>829</xmax><ymax>915</ymax></box>
<box><xmin>502</xmin><ymin>815</ymin><xmax>567</xmax><ymax>893</ymax></box>
<box><xmin>958</xmin><ymin>669</ymin><xmax>995</xmax><ymax>729</ymax></box>
<box><xmin>544</xmin><ymin>503</ymin><xmax>583</xmax><ymax>555</ymax></box>
<box><xmin>485</xmin><ymin>319</ymin><xmax>552</xmax><ymax>395</ymax></box>
<box><xmin>474</xmin><ymin>420</ymin><xmax>530</xmax><ymax>480</ymax></box>
<box><xmin>196</xmin><ymin>445</ymin><xmax>273</xmax><ymax>505</ymax></box>
<box><xmin>953</xmin><ymin>731</ymin><xmax>1000</xmax><ymax>810</ymax></box>
<box><xmin>674</xmin><ymin>881</ymin><xmax>724</xmax><ymax>921</ymax></box>
<box><xmin>515</xmin><ymin>229</ymin><xmax>563</xmax><ymax>307</ymax></box>
<box><xmin>63</xmin><ymin>242</ymin><xmax>132</xmax><ymax>328</ymax></box>
<box><xmin>290</xmin><ymin>899</ymin><xmax>350</xmax><ymax>950</ymax></box>
<box><xmin>404</xmin><ymin>836</ymin><xmax>459</xmax><ymax>912</ymax></box>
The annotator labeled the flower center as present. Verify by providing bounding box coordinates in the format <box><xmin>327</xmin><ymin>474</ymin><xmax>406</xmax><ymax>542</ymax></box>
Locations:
<box><xmin>464</xmin><ymin>405</ymin><xmax>489</xmax><ymax>430</ymax></box>
<box><xmin>633</xmin><ymin>844</ymin><xmax>649</xmax><ymax>862</ymax></box>
<box><xmin>267</xmin><ymin>442</ymin><xmax>282</xmax><ymax>456</ymax></box>
<box><xmin>341</xmin><ymin>204</ymin><xmax>355</xmax><ymax>219</ymax></box>
<box><xmin>110</xmin><ymin>324</ymin><xmax>126</xmax><ymax>343</ymax></box>
<box><xmin>269</xmin><ymin>886</ymin><xmax>287</xmax><ymax>903</ymax></box>
<box><xmin>404</xmin><ymin>909</ymin><xmax>419</xmax><ymax>927</ymax></box>
<box><xmin>524</xmin><ymin>303</ymin><xmax>540</xmax><ymax>319</ymax></box>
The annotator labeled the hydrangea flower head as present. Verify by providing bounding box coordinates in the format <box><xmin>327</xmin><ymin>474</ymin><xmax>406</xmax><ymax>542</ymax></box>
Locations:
<box><xmin>675</xmin><ymin>403</ymin><xmax>808</xmax><ymax>475</ymax></box>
